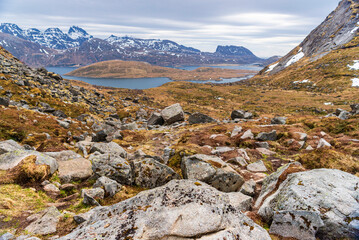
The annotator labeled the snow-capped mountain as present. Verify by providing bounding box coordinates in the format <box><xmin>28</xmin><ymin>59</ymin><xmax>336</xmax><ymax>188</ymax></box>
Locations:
<box><xmin>0</xmin><ymin>23</ymin><xmax>93</xmax><ymax>50</ymax></box>
<box><xmin>0</xmin><ymin>23</ymin><xmax>278</xmax><ymax>67</ymax></box>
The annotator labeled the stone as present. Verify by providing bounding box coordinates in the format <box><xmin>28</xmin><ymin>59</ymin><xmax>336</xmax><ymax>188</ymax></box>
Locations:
<box><xmin>0</xmin><ymin>140</ymin><xmax>24</xmax><ymax>154</ymax></box>
<box><xmin>231</xmin><ymin>110</ymin><xmax>253</xmax><ymax>120</ymax></box>
<box><xmin>58</xmin><ymin>158</ymin><xmax>93</xmax><ymax>183</ymax></box>
<box><xmin>93</xmin><ymin>176</ymin><xmax>122</xmax><ymax>197</ymax></box>
<box><xmin>0</xmin><ymin>150</ymin><xmax>58</xmax><ymax>174</ymax></box>
<box><xmin>271</xmin><ymin>116</ymin><xmax>287</xmax><ymax>125</ymax></box>
<box><xmin>25</xmin><ymin>207</ymin><xmax>62</xmax><ymax>235</ymax></box>
<box><xmin>57</xmin><ymin>120</ymin><xmax>70</xmax><ymax>129</ymax></box>
<box><xmin>44</xmin><ymin>150</ymin><xmax>81</xmax><ymax>162</ymax></box>
<box><xmin>338</xmin><ymin>110</ymin><xmax>351</xmax><ymax>120</ymax></box>
<box><xmin>255</xmin><ymin>142</ymin><xmax>269</xmax><ymax>149</ymax></box>
<box><xmin>81</xmin><ymin>188</ymin><xmax>105</xmax><ymax>200</ymax></box>
<box><xmin>182</xmin><ymin>154</ymin><xmax>244</xmax><ymax>192</ymax></box>
<box><xmin>227</xmin><ymin>157</ymin><xmax>248</xmax><ymax>167</ymax></box>
<box><xmin>89</xmin><ymin>152</ymin><xmax>132</xmax><ymax>185</ymax></box>
<box><xmin>58</xmin><ymin>180</ymin><xmax>271</xmax><ymax>240</ymax></box>
<box><xmin>270</xmin><ymin>210</ymin><xmax>324</xmax><ymax>240</ymax></box>
<box><xmin>89</xmin><ymin>142</ymin><xmax>127</xmax><ymax>158</ymax></box>
<box><xmin>256</xmin><ymin>148</ymin><xmax>276</xmax><ymax>156</ymax></box>
<box><xmin>147</xmin><ymin>112</ymin><xmax>164</xmax><ymax>126</ymax></box>
<box><xmin>43</xmin><ymin>184</ymin><xmax>60</xmax><ymax>197</ymax></box>
<box><xmin>0</xmin><ymin>233</ymin><xmax>14</xmax><ymax>240</ymax></box>
<box><xmin>256</xmin><ymin>130</ymin><xmax>277</xmax><ymax>141</ymax></box>
<box><xmin>258</xmin><ymin>169</ymin><xmax>359</xmax><ymax>239</ymax></box>
<box><xmin>294</xmin><ymin>132</ymin><xmax>308</xmax><ymax>141</ymax></box>
<box><xmin>247</xmin><ymin>160</ymin><xmax>268</xmax><ymax>172</ymax></box>
<box><xmin>132</xmin><ymin>158</ymin><xmax>179</xmax><ymax>188</ymax></box>
<box><xmin>240</xmin><ymin>179</ymin><xmax>256</xmax><ymax>196</ymax></box>
<box><xmin>136</xmin><ymin>108</ymin><xmax>148</xmax><ymax>119</ymax></box>
<box><xmin>188</xmin><ymin>112</ymin><xmax>216</xmax><ymax>124</ymax></box>
<box><xmin>306</xmin><ymin>145</ymin><xmax>314</xmax><ymax>151</ymax></box>
<box><xmin>231</xmin><ymin>126</ymin><xmax>242</xmax><ymax>137</ymax></box>
<box><xmin>317</xmin><ymin>138</ymin><xmax>331</xmax><ymax>148</ymax></box>
<box><xmin>351</xmin><ymin>104</ymin><xmax>359</xmax><ymax>114</ymax></box>
<box><xmin>91</xmin><ymin>130</ymin><xmax>108</xmax><ymax>142</ymax></box>
<box><xmin>52</xmin><ymin>110</ymin><xmax>67</xmax><ymax>118</ymax></box>
<box><xmin>240</xmin><ymin>129</ymin><xmax>254</xmax><ymax>140</ymax></box>
<box><xmin>0</xmin><ymin>97</ymin><xmax>10</xmax><ymax>107</ymax></box>
<box><xmin>121</xmin><ymin>122</ymin><xmax>138</xmax><ymax>130</ymax></box>
<box><xmin>161</xmin><ymin>103</ymin><xmax>185</xmax><ymax>125</ymax></box>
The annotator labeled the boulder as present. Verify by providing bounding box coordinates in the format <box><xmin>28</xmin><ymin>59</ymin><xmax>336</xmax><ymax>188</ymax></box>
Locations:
<box><xmin>240</xmin><ymin>129</ymin><xmax>254</xmax><ymax>140</ymax></box>
<box><xmin>0</xmin><ymin>97</ymin><xmax>10</xmax><ymax>107</ymax></box>
<box><xmin>57</xmin><ymin>120</ymin><xmax>70</xmax><ymax>129</ymax></box>
<box><xmin>25</xmin><ymin>207</ymin><xmax>62</xmax><ymax>235</ymax></box>
<box><xmin>271</xmin><ymin>117</ymin><xmax>287</xmax><ymax>125</ymax></box>
<box><xmin>188</xmin><ymin>112</ymin><xmax>216</xmax><ymax>124</ymax></box>
<box><xmin>258</xmin><ymin>169</ymin><xmax>359</xmax><ymax>239</ymax></box>
<box><xmin>89</xmin><ymin>142</ymin><xmax>127</xmax><ymax>158</ymax></box>
<box><xmin>231</xmin><ymin>126</ymin><xmax>242</xmax><ymax>137</ymax></box>
<box><xmin>240</xmin><ymin>179</ymin><xmax>256</xmax><ymax>196</ymax></box>
<box><xmin>132</xmin><ymin>158</ymin><xmax>179</xmax><ymax>188</ymax></box>
<box><xmin>0</xmin><ymin>150</ymin><xmax>58</xmax><ymax>174</ymax></box>
<box><xmin>82</xmin><ymin>188</ymin><xmax>105</xmax><ymax>206</ymax></box>
<box><xmin>317</xmin><ymin>138</ymin><xmax>331</xmax><ymax>148</ymax></box>
<box><xmin>58</xmin><ymin>180</ymin><xmax>271</xmax><ymax>240</ymax></box>
<box><xmin>256</xmin><ymin>130</ymin><xmax>277</xmax><ymax>141</ymax></box>
<box><xmin>121</xmin><ymin>122</ymin><xmax>138</xmax><ymax>131</ymax></box>
<box><xmin>90</xmin><ymin>152</ymin><xmax>132</xmax><ymax>185</ymax></box>
<box><xmin>58</xmin><ymin>158</ymin><xmax>93</xmax><ymax>183</ymax></box>
<box><xmin>351</xmin><ymin>104</ymin><xmax>359</xmax><ymax>115</ymax></box>
<box><xmin>147</xmin><ymin>112</ymin><xmax>164</xmax><ymax>126</ymax></box>
<box><xmin>93</xmin><ymin>176</ymin><xmax>122</xmax><ymax>197</ymax></box>
<box><xmin>52</xmin><ymin>110</ymin><xmax>67</xmax><ymax>118</ymax></box>
<box><xmin>161</xmin><ymin>103</ymin><xmax>185</xmax><ymax>125</ymax></box>
<box><xmin>91</xmin><ymin>130</ymin><xmax>108</xmax><ymax>142</ymax></box>
<box><xmin>255</xmin><ymin>142</ymin><xmax>269</xmax><ymax>149</ymax></box>
<box><xmin>43</xmin><ymin>184</ymin><xmax>60</xmax><ymax>197</ymax></box>
<box><xmin>231</xmin><ymin>110</ymin><xmax>253</xmax><ymax>120</ymax></box>
<box><xmin>0</xmin><ymin>140</ymin><xmax>24</xmax><ymax>154</ymax></box>
<box><xmin>182</xmin><ymin>154</ymin><xmax>244</xmax><ymax>192</ymax></box>
<box><xmin>247</xmin><ymin>160</ymin><xmax>268</xmax><ymax>172</ymax></box>
<box><xmin>44</xmin><ymin>150</ymin><xmax>81</xmax><ymax>162</ymax></box>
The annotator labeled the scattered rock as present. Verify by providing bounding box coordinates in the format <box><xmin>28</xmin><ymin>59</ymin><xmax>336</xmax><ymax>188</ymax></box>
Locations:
<box><xmin>240</xmin><ymin>179</ymin><xmax>256</xmax><ymax>196</ymax></box>
<box><xmin>231</xmin><ymin>126</ymin><xmax>242</xmax><ymax>137</ymax></box>
<box><xmin>188</xmin><ymin>112</ymin><xmax>216</xmax><ymax>124</ymax></box>
<box><xmin>256</xmin><ymin>130</ymin><xmax>277</xmax><ymax>141</ymax></box>
<box><xmin>161</xmin><ymin>103</ymin><xmax>185</xmax><ymax>125</ymax></box>
<box><xmin>93</xmin><ymin>176</ymin><xmax>122</xmax><ymax>197</ymax></box>
<box><xmin>89</xmin><ymin>142</ymin><xmax>127</xmax><ymax>158</ymax></box>
<box><xmin>231</xmin><ymin>110</ymin><xmax>253</xmax><ymax>120</ymax></box>
<box><xmin>241</xmin><ymin>129</ymin><xmax>254</xmax><ymax>140</ymax></box>
<box><xmin>271</xmin><ymin>116</ymin><xmax>287</xmax><ymax>125</ymax></box>
<box><xmin>255</xmin><ymin>142</ymin><xmax>269</xmax><ymax>149</ymax></box>
<box><xmin>57</xmin><ymin>120</ymin><xmax>70</xmax><ymax>129</ymax></box>
<box><xmin>44</xmin><ymin>150</ymin><xmax>81</xmax><ymax>162</ymax></box>
<box><xmin>25</xmin><ymin>206</ymin><xmax>62</xmax><ymax>235</ymax></box>
<box><xmin>82</xmin><ymin>188</ymin><xmax>105</xmax><ymax>206</ymax></box>
<box><xmin>43</xmin><ymin>184</ymin><xmax>60</xmax><ymax>197</ymax></box>
<box><xmin>317</xmin><ymin>138</ymin><xmax>331</xmax><ymax>148</ymax></box>
<box><xmin>247</xmin><ymin>160</ymin><xmax>268</xmax><ymax>172</ymax></box>
<box><xmin>147</xmin><ymin>112</ymin><xmax>164</xmax><ymax>126</ymax></box>
<box><xmin>0</xmin><ymin>139</ymin><xmax>24</xmax><ymax>154</ymax></box>
<box><xmin>57</xmin><ymin>158</ymin><xmax>93</xmax><ymax>183</ymax></box>
<box><xmin>0</xmin><ymin>97</ymin><xmax>10</xmax><ymax>107</ymax></box>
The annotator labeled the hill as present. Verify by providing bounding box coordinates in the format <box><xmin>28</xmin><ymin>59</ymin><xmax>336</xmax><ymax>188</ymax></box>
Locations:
<box><xmin>65</xmin><ymin>60</ymin><xmax>257</xmax><ymax>81</ymax></box>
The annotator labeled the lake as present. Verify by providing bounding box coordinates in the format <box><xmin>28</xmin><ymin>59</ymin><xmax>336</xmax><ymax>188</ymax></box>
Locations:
<box><xmin>47</xmin><ymin>65</ymin><xmax>261</xmax><ymax>90</ymax></box>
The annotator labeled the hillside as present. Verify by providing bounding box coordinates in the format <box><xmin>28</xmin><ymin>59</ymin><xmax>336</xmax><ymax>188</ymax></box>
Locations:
<box><xmin>65</xmin><ymin>60</ymin><xmax>257</xmax><ymax>81</ymax></box>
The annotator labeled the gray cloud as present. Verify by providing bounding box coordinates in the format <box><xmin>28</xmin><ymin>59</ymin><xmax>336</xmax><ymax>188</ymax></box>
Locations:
<box><xmin>0</xmin><ymin>0</ymin><xmax>340</xmax><ymax>57</ymax></box>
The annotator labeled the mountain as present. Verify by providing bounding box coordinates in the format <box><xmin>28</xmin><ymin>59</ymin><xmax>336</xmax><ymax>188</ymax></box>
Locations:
<box><xmin>0</xmin><ymin>23</ymin><xmax>276</xmax><ymax>67</ymax></box>
<box><xmin>254</xmin><ymin>0</ymin><xmax>359</xmax><ymax>91</ymax></box>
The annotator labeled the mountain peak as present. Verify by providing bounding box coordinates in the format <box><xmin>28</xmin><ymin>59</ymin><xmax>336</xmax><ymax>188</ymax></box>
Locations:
<box><xmin>216</xmin><ymin>45</ymin><xmax>256</xmax><ymax>57</ymax></box>
<box><xmin>68</xmin><ymin>26</ymin><xmax>92</xmax><ymax>43</ymax></box>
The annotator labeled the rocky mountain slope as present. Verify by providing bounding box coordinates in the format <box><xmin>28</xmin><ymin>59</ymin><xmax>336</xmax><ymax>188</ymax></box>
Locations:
<box><xmin>65</xmin><ymin>60</ymin><xmax>257</xmax><ymax>81</ymax></box>
<box><xmin>0</xmin><ymin>23</ymin><xmax>276</xmax><ymax>67</ymax></box>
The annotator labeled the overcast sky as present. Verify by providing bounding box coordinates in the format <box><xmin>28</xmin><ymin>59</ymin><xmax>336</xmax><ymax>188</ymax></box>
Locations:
<box><xmin>0</xmin><ymin>0</ymin><xmax>340</xmax><ymax>57</ymax></box>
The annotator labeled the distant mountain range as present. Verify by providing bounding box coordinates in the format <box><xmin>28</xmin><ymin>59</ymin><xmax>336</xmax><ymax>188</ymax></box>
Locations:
<box><xmin>0</xmin><ymin>23</ymin><xmax>279</xmax><ymax>67</ymax></box>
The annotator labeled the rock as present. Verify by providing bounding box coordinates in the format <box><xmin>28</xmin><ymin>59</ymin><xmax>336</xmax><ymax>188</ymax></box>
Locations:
<box><xmin>0</xmin><ymin>140</ymin><xmax>24</xmax><ymax>154</ymax></box>
<box><xmin>43</xmin><ymin>184</ymin><xmax>60</xmax><ymax>197</ymax></box>
<box><xmin>338</xmin><ymin>110</ymin><xmax>350</xmax><ymax>120</ymax></box>
<box><xmin>188</xmin><ymin>112</ymin><xmax>216</xmax><ymax>124</ymax></box>
<box><xmin>256</xmin><ymin>148</ymin><xmax>276</xmax><ymax>156</ymax></box>
<box><xmin>231</xmin><ymin>110</ymin><xmax>253</xmax><ymax>120</ymax></box>
<box><xmin>182</xmin><ymin>154</ymin><xmax>244</xmax><ymax>192</ymax></box>
<box><xmin>91</xmin><ymin>130</ymin><xmax>108</xmax><ymax>142</ymax></box>
<box><xmin>255</xmin><ymin>142</ymin><xmax>269</xmax><ymax>149</ymax></box>
<box><xmin>231</xmin><ymin>126</ymin><xmax>242</xmax><ymax>137</ymax></box>
<box><xmin>0</xmin><ymin>232</ymin><xmax>14</xmax><ymax>240</ymax></box>
<box><xmin>136</xmin><ymin>108</ymin><xmax>148</xmax><ymax>119</ymax></box>
<box><xmin>240</xmin><ymin>129</ymin><xmax>254</xmax><ymax>140</ymax></box>
<box><xmin>132</xmin><ymin>158</ymin><xmax>179</xmax><ymax>188</ymax></box>
<box><xmin>89</xmin><ymin>152</ymin><xmax>132</xmax><ymax>185</ymax></box>
<box><xmin>240</xmin><ymin>179</ymin><xmax>256</xmax><ymax>196</ymax></box>
<box><xmin>59</xmin><ymin>184</ymin><xmax>76</xmax><ymax>191</ymax></box>
<box><xmin>0</xmin><ymin>150</ymin><xmax>58</xmax><ymax>174</ymax></box>
<box><xmin>271</xmin><ymin>116</ymin><xmax>287</xmax><ymax>125</ymax></box>
<box><xmin>294</xmin><ymin>132</ymin><xmax>308</xmax><ymax>141</ymax></box>
<box><xmin>317</xmin><ymin>138</ymin><xmax>331</xmax><ymax>148</ymax></box>
<box><xmin>227</xmin><ymin>157</ymin><xmax>248</xmax><ymax>167</ymax></box>
<box><xmin>89</xmin><ymin>142</ymin><xmax>127</xmax><ymax>158</ymax></box>
<box><xmin>351</xmin><ymin>104</ymin><xmax>359</xmax><ymax>114</ymax></box>
<box><xmin>306</xmin><ymin>145</ymin><xmax>314</xmax><ymax>151</ymax></box>
<box><xmin>0</xmin><ymin>97</ymin><xmax>10</xmax><ymax>107</ymax></box>
<box><xmin>25</xmin><ymin>207</ymin><xmax>62</xmax><ymax>235</ymax></box>
<box><xmin>57</xmin><ymin>120</ymin><xmax>70</xmax><ymax>129</ymax></box>
<box><xmin>269</xmin><ymin>210</ymin><xmax>324</xmax><ymax>240</ymax></box>
<box><xmin>147</xmin><ymin>112</ymin><xmax>164</xmax><ymax>126</ymax></box>
<box><xmin>121</xmin><ymin>122</ymin><xmax>138</xmax><ymax>130</ymax></box>
<box><xmin>161</xmin><ymin>103</ymin><xmax>185</xmax><ymax>125</ymax></box>
<box><xmin>58</xmin><ymin>180</ymin><xmax>271</xmax><ymax>240</ymax></box>
<box><xmin>81</xmin><ymin>188</ymin><xmax>105</xmax><ymax>200</ymax></box>
<box><xmin>52</xmin><ymin>110</ymin><xmax>67</xmax><ymax>118</ymax></box>
<box><xmin>58</xmin><ymin>158</ymin><xmax>93</xmax><ymax>183</ymax></box>
<box><xmin>93</xmin><ymin>176</ymin><xmax>122</xmax><ymax>197</ymax></box>
<box><xmin>256</xmin><ymin>130</ymin><xmax>277</xmax><ymax>141</ymax></box>
<box><xmin>44</xmin><ymin>150</ymin><xmax>81</xmax><ymax>162</ymax></box>
<box><xmin>247</xmin><ymin>160</ymin><xmax>268</xmax><ymax>172</ymax></box>
<box><xmin>258</xmin><ymin>169</ymin><xmax>359</xmax><ymax>239</ymax></box>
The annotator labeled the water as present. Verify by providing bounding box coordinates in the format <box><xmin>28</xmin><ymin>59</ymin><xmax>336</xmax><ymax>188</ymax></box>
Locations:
<box><xmin>174</xmin><ymin>64</ymin><xmax>263</xmax><ymax>71</ymax></box>
<box><xmin>47</xmin><ymin>65</ymin><xmax>259</xmax><ymax>89</ymax></box>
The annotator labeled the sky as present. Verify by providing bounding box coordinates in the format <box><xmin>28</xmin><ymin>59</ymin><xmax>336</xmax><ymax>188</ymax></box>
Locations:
<box><xmin>0</xmin><ymin>0</ymin><xmax>341</xmax><ymax>57</ymax></box>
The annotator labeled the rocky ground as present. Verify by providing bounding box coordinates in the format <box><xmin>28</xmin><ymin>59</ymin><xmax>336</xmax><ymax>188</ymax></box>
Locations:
<box><xmin>0</xmin><ymin>44</ymin><xmax>359</xmax><ymax>240</ymax></box>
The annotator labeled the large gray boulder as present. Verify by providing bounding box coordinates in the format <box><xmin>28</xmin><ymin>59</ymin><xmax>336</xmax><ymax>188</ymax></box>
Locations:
<box><xmin>58</xmin><ymin>180</ymin><xmax>271</xmax><ymax>240</ymax></box>
<box><xmin>0</xmin><ymin>150</ymin><xmax>58</xmax><ymax>174</ymax></box>
<box><xmin>256</xmin><ymin>130</ymin><xmax>277</xmax><ymax>141</ymax></box>
<box><xmin>147</xmin><ymin>112</ymin><xmax>164</xmax><ymax>126</ymax></box>
<box><xmin>25</xmin><ymin>207</ymin><xmax>62</xmax><ymax>235</ymax></box>
<box><xmin>132</xmin><ymin>158</ymin><xmax>179</xmax><ymax>188</ymax></box>
<box><xmin>93</xmin><ymin>176</ymin><xmax>122</xmax><ymax>197</ymax></box>
<box><xmin>90</xmin><ymin>152</ymin><xmax>132</xmax><ymax>185</ymax></box>
<box><xmin>89</xmin><ymin>142</ymin><xmax>127</xmax><ymax>158</ymax></box>
<box><xmin>258</xmin><ymin>169</ymin><xmax>359</xmax><ymax>239</ymax></box>
<box><xmin>44</xmin><ymin>150</ymin><xmax>81</xmax><ymax>162</ymax></box>
<box><xmin>231</xmin><ymin>110</ymin><xmax>253</xmax><ymax>120</ymax></box>
<box><xmin>58</xmin><ymin>158</ymin><xmax>93</xmax><ymax>183</ymax></box>
<box><xmin>188</xmin><ymin>112</ymin><xmax>216</xmax><ymax>124</ymax></box>
<box><xmin>161</xmin><ymin>103</ymin><xmax>185</xmax><ymax>125</ymax></box>
<box><xmin>0</xmin><ymin>140</ymin><xmax>24</xmax><ymax>155</ymax></box>
<box><xmin>181</xmin><ymin>154</ymin><xmax>244</xmax><ymax>192</ymax></box>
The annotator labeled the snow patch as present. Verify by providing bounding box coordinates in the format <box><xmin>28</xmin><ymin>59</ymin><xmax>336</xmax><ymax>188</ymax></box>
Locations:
<box><xmin>324</xmin><ymin>102</ymin><xmax>334</xmax><ymax>106</ymax></box>
<box><xmin>265</xmin><ymin>62</ymin><xmax>279</xmax><ymax>73</ymax></box>
<box><xmin>348</xmin><ymin>60</ymin><xmax>359</xmax><ymax>70</ymax></box>
<box><xmin>285</xmin><ymin>49</ymin><xmax>304</xmax><ymax>67</ymax></box>
<box><xmin>293</xmin><ymin>79</ymin><xmax>311</xmax><ymax>84</ymax></box>
<box><xmin>352</xmin><ymin>78</ymin><xmax>359</xmax><ymax>87</ymax></box>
